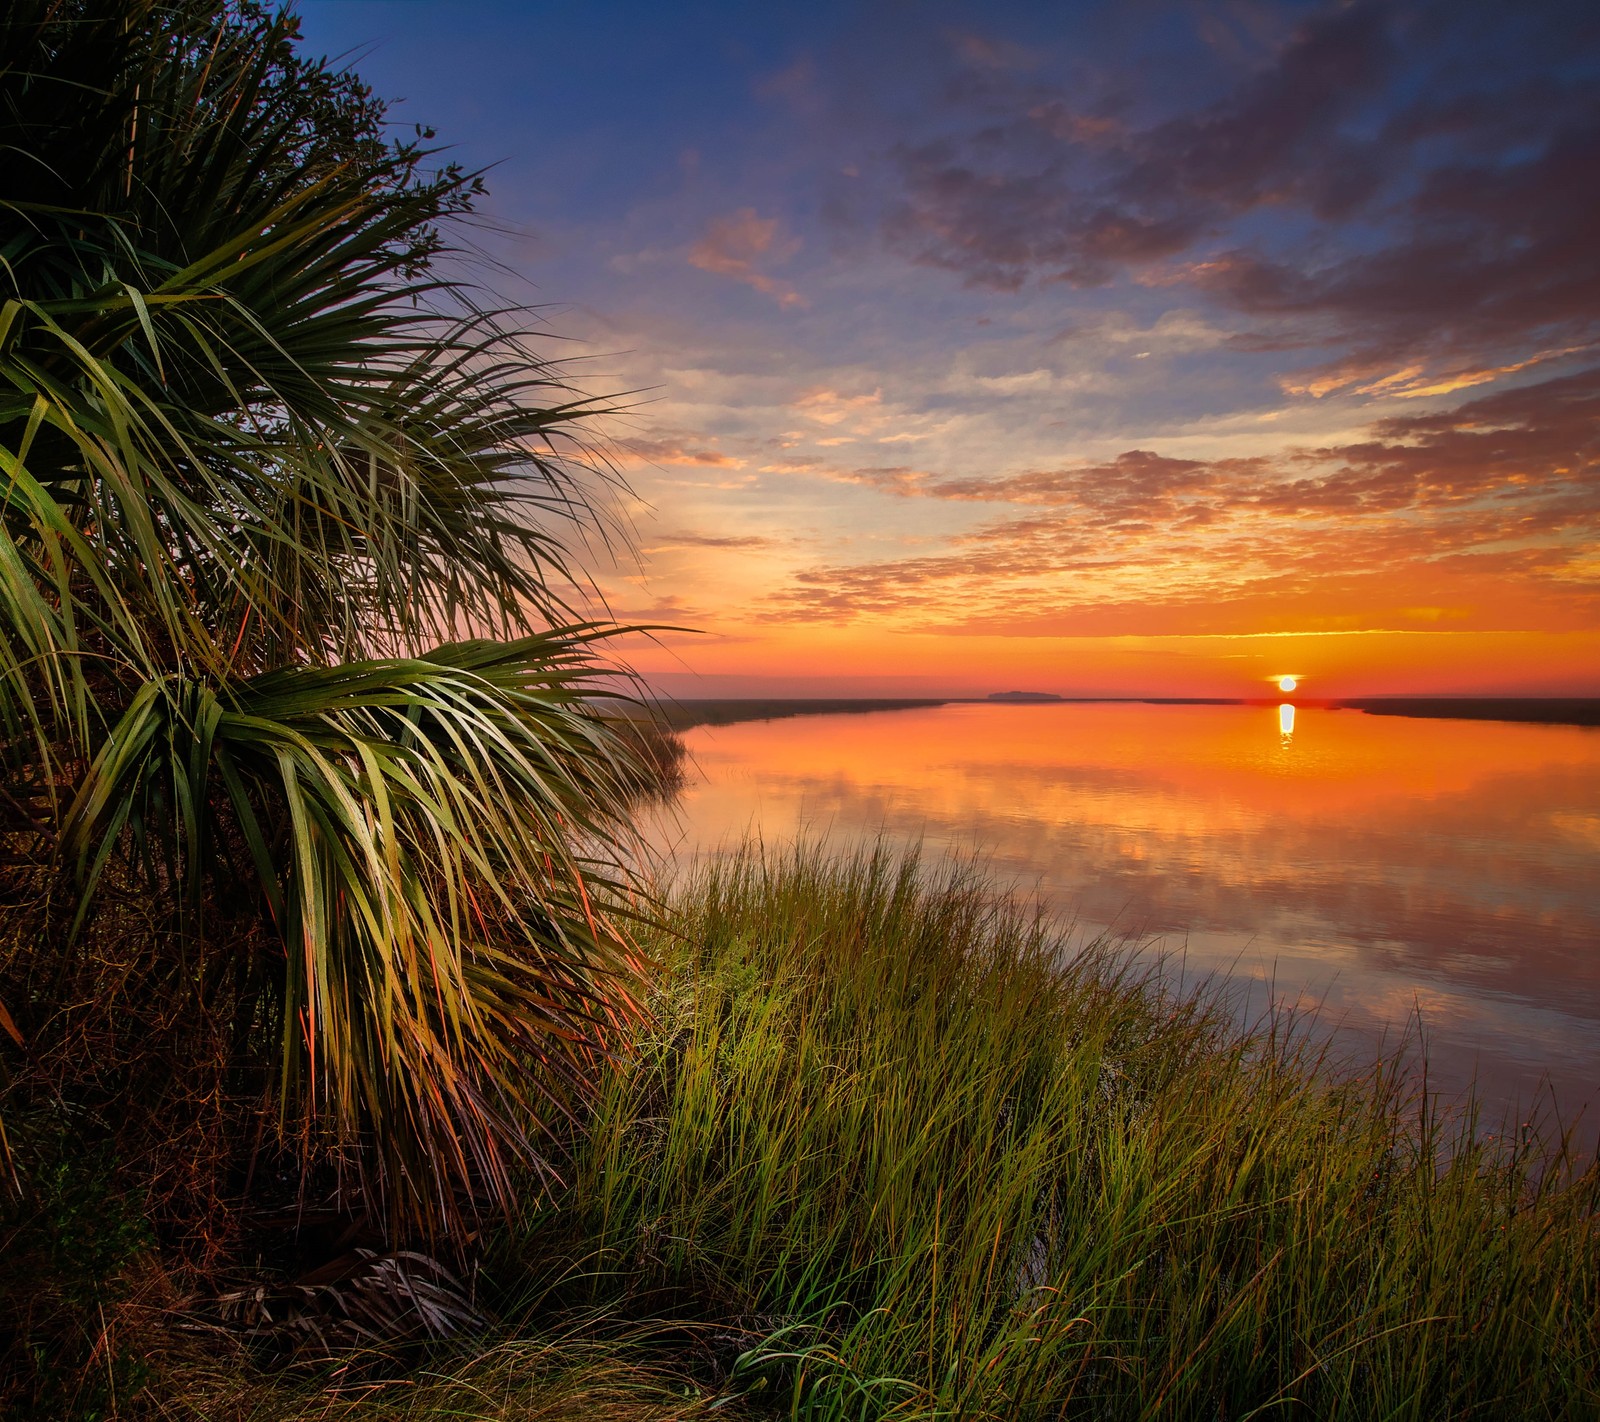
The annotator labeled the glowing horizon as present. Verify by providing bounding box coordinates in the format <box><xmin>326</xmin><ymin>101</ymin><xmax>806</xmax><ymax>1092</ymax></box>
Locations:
<box><xmin>619</xmin><ymin>627</ymin><xmax>1600</xmax><ymax>701</ymax></box>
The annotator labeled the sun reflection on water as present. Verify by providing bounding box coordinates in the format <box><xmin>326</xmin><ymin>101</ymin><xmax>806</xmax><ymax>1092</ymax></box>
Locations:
<box><xmin>1279</xmin><ymin>702</ymin><xmax>1296</xmax><ymax>742</ymax></box>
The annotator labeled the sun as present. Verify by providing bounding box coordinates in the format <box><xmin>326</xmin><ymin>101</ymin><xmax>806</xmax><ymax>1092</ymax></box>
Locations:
<box><xmin>1277</xmin><ymin>675</ymin><xmax>1298</xmax><ymax>693</ymax></box>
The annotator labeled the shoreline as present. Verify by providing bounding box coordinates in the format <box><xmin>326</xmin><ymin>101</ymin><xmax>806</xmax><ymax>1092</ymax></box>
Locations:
<box><xmin>657</xmin><ymin>695</ymin><xmax>1600</xmax><ymax>730</ymax></box>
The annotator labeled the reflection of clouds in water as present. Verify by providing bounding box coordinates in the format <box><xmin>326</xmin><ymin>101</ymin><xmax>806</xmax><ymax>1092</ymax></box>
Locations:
<box><xmin>661</xmin><ymin>704</ymin><xmax>1600</xmax><ymax>1135</ymax></box>
<box><xmin>683</xmin><ymin>764</ymin><xmax>1599</xmax><ymax>1004</ymax></box>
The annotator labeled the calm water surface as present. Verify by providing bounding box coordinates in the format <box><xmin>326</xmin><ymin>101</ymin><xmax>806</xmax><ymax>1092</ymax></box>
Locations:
<box><xmin>648</xmin><ymin>702</ymin><xmax>1600</xmax><ymax>1139</ymax></box>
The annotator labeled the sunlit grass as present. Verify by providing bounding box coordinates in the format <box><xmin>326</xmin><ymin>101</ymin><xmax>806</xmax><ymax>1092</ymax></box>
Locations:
<box><xmin>490</xmin><ymin>842</ymin><xmax>1600</xmax><ymax>1420</ymax></box>
<box><xmin>28</xmin><ymin>841</ymin><xmax>1600</xmax><ymax>1418</ymax></box>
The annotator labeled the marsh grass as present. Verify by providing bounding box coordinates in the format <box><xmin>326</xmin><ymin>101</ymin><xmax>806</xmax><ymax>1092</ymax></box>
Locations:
<box><xmin>24</xmin><ymin>842</ymin><xmax>1599</xmax><ymax>1418</ymax></box>
<box><xmin>494</xmin><ymin>843</ymin><xmax>1599</xmax><ymax>1420</ymax></box>
<box><xmin>141</xmin><ymin>1338</ymin><xmax>730</xmax><ymax>1422</ymax></box>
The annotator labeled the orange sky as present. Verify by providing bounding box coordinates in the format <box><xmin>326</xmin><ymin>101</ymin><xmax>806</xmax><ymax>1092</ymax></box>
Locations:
<box><xmin>616</xmin><ymin>626</ymin><xmax>1600</xmax><ymax>701</ymax></box>
<box><xmin>603</xmin><ymin>364</ymin><xmax>1600</xmax><ymax>696</ymax></box>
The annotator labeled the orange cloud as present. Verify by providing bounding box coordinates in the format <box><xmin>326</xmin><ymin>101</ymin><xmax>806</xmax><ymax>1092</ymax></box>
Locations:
<box><xmin>790</xmin><ymin>387</ymin><xmax>884</xmax><ymax>426</ymax></box>
<box><xmin>687</xmin><ymin>208</ymin><xmax>807</xmax><ymax>307</ymax></box>
<box><xmin>1286</xmin><ymin>345</ymin><xmax>1594</xmax><ymax>401</ymax></box>
<box><xmin>742</xmin><ymin>368</ymin><xmax>1600</xmax><ymax>644</ymax></box>
<box><xmin>618</xmin><ymin>437</ymin><xmax>744</xmax><ymax>469</ymax></box>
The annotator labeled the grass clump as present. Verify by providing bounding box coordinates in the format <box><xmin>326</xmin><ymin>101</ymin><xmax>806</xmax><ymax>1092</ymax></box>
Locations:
<box><xmin>498</xmin><ymin>843</ymin><xmax>1599</xmax><ymax>1420</ymax></box>
<box><xmin>138</xmin><ymin>1338</ymin><xmax>733</xmax><ymax>1422</ymax></box>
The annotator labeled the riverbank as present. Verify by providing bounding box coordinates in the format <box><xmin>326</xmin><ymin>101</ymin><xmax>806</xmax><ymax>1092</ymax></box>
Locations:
<box><xmin>657</xmin><ymin>696</ymin><xmax>1600</xmax><ymax>730</ymax></box>
<box><xmin>1330</xmin><ymin>696</ymin><xmax>1600</xmax><ymax>726</ymax></box>
<box><xmin>110</xmin><ymin>845</ymin><xmax>1596</xmax><ymax>1419</ymax></box>
<box><xmin>655</xmin><ymin>698</ymin><xmax>951</xmax><ymax>729</ymax></box>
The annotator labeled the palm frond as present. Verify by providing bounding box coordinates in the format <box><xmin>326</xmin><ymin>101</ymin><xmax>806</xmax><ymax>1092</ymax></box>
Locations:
<box><xmin>58</xmin><ymin>629</ymin><xmax>651</xmax><ymax>1234</ymax></box>
<box><xmin>3</xmin><ymin>1</ymin><xmax>624</xmax><ymax>733</ymax></box>
<box><xmin>0</xmin><ymin>0</ymin><xmax>660</xmax><ymax>1243</ymax></box>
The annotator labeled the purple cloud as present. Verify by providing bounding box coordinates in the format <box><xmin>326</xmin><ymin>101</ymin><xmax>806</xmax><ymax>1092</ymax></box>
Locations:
<box><xmin>875</xmin><ymin>1</ymin><xmax>1600</xmax><ymax>378</ymax></box>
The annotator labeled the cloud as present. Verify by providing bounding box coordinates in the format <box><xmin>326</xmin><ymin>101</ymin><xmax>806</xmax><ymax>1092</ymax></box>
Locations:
<box><xmin>756</xmin><ymin>54</ymin><xmax>825</xmax><ymax>115</ymax></box>
<box><xmin>790</xmin><ymin>387</ymin><xmax>884</xmax><ymax>426</ymax></box>
<box><xmin>617</xmin><ymin>436</ymin><xmax>745</xmax><ymax>469</ymax></box>
<box><xmin>922</xmin><ymin>450</ymin><xmax>1244</xmax><ymax>519</ymax></box>
<box><xmin>758</xmin><ymin>454</ymin><xmax>833</xmax><ymax>475</ymax></box>
<box><xmin>873</xmin><ymin>1</ymin><xmax>1600</xmax><ymax>381</ymax></box>
<box><xmin>598</xmin><ymin>592</ymin><xmax>710</xmax><ymax>632</ymax></box>
<box><xmin>971</xmin><ymin>367</ymin><xmax>1055</xmax><ymax>395</ymax></box>
<box><xmin>884</xmin><ymin>4</ymin><xmax>1393</xmax><ymax>289</ymax></box>
<box><xmin>1051</xmin><ymin>309</ymin><xmax>1234</xmax><ymax>355</ymax></box>
<box><xmin>687</xmin><ymin>208</ymin><xmax>807</xmax><ymax>307</ymax></box>
<box><xmin>614</xmin><ymin>435</ymin><xmax>745</xmax><ymax>470</ymax></box>
<box><xmin>643</xmin><ymin>530</ymin><xmax>774</xmax><ymax>551</ymax></box>
<box><xmin>946</xmin><ymin>31</ymin><xmax>1042</xmax><ymax>73</ymax></box>
<box><xmin>1186</xmin><ymin>92</ymin><xmax>1600</xmax><ymax>370</ymax></box>
<box><xmin>753</xmin><ymin>366</ymin><xmax>1600</xmax><ymax>634</ymax></box>
<box><xmin>832</xmin><ymin>464</ymin><xmax>933</xmax><ymax>495</ymax></box>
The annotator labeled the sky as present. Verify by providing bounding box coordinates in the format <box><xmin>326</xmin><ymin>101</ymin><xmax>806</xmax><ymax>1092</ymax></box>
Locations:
<box><xmin>296</xmin><ymin>0</ymin><xmax>1600</xmax><ymax>699</ymax></box>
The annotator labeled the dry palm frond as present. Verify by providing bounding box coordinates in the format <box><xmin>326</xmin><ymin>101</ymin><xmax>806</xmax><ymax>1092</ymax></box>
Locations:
<box><xmin>213</xmin><ymin>1249</ymin><xmax>485</xmax><ymax>1353</ymax></box>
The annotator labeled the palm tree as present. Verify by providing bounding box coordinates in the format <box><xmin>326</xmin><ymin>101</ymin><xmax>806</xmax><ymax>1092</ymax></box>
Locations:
<box><xmin>0</xmin><ymin>0</ymin><xmax>653</xmax><ymax>1242</ymax></box>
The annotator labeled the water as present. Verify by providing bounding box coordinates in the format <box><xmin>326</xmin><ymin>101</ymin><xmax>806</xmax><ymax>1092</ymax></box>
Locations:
<box><xmin>647</xmin><ymin>701</ymin><xmax>1600</xmax><ymax>1144</ymax></box>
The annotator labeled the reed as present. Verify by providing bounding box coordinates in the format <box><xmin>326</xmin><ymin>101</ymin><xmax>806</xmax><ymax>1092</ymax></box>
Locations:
<box><xmin>495</xmin><ymin>842</ymin><xmax>1599</xmax><ymax>1420</ymax></box>
<box><xmin>138</xmin><ymin>1339</ymin><xmax>725</xmax><ymax>1422</ymax></box>
<box><xmin>18</xmin><ymin>842</ymin><xmax>1598</xmax><ymax>1417</ymax></box>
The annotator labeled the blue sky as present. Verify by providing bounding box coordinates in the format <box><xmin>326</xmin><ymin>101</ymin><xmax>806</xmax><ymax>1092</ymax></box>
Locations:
<box><xmin>295</xmin><ymin>1</ymin><xmax>1600</xmax><ymax>696</ymax></box>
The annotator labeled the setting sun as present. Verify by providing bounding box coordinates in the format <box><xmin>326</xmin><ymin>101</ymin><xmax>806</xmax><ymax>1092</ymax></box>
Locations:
<box><xmin>1278</xmin><ymin>675</ymin><xmax>1299</xmax><ymax>693</ymax></box>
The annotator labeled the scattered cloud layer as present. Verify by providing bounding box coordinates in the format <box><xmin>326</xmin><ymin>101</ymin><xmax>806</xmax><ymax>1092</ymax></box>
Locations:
<box><xmin>877</xmin><ymin>1</ymin><xmax>1600</xmax><ymax>390</ymax></box>
<box><xmin>299</xmin><ymin>0</ymin><xmax>1600</xmax><ymax>692</ymax></box>
<box><xmin>756</xmin><ymin>368</ymin><xmax>1600</xmax><ymax>638</ymax></box>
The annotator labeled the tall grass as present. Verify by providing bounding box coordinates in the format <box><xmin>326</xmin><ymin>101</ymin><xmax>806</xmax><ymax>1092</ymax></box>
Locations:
<box><xmin>497</xmin><ymin>843</ymin><xmax>1599</xmax><ymax>1420</ymax></box>
<box><xmin>26</xmin><ymin>842</ymin><xmax>1599</xmax><ymax>1417</ymax></box>
<box><xmin>140</xmin><ymin>1337</ymin><xmax>729</xmax><ymax>1422</ymax></box>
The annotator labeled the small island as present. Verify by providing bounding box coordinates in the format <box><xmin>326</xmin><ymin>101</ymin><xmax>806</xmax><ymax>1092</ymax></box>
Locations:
<box><xmin>987</xmin><ymin>690</ymin><xmax>1065</xmax><ymax>703</ymax></box>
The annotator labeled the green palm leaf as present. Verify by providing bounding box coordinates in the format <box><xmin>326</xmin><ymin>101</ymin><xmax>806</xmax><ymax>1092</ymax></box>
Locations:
<box><xmin>1</xmin><ymin>0</ymin><xmax>661</xmax><ymax>1240</ymax></box>
<box><xmin>60</xmin><ymin>630</ymin><xmax>649</xmax><ymax>1234</ymax></box>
